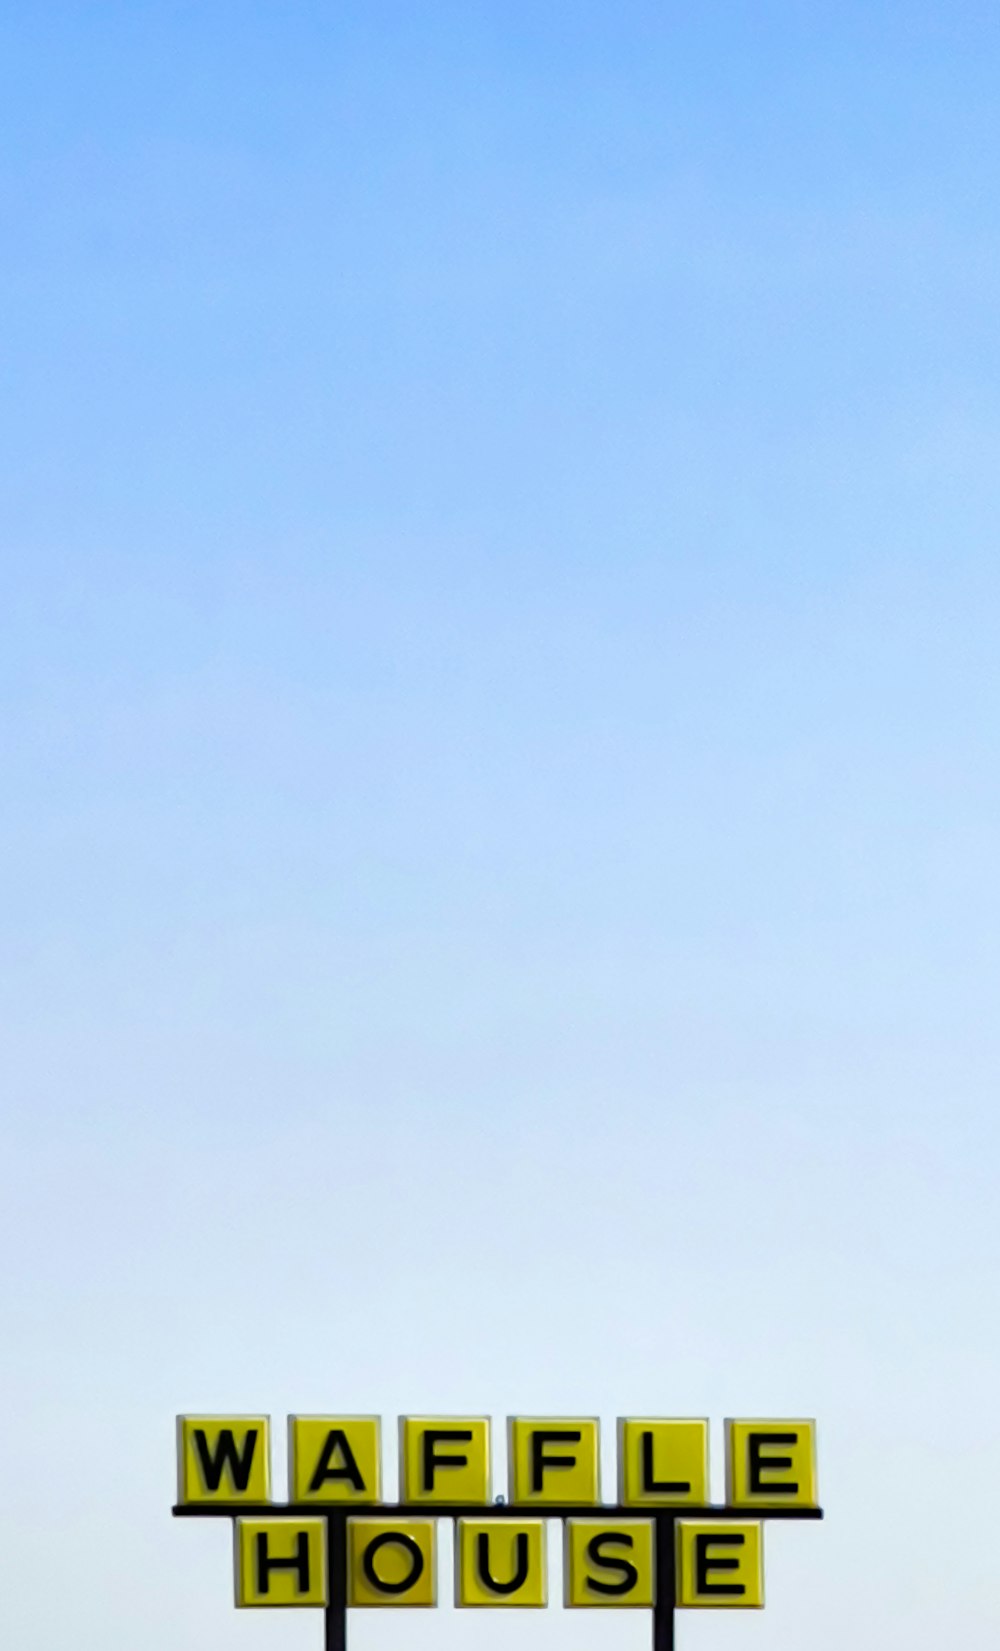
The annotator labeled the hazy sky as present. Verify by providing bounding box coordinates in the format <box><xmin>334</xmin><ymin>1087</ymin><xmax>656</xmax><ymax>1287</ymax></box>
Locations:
<box><xmin>2</xmin><ymin>5</ymin><xmax>998</xmax><ymax>1650</ymax></box>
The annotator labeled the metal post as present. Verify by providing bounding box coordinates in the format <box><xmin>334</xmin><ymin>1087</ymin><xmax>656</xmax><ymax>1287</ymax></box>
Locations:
<box><xmin>652</xmin><ymin>1515</ymin><xmax>675</xmax><ymax>1651</ymax></box>
<box><xmin>324</xmin><ymin>1514</ymin><xmax>348</xmax><ymax>1651</ymax></box>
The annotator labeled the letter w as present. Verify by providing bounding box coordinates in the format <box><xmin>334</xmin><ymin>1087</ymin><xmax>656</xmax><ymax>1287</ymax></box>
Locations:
<box><xmin>194</xmin><ymin>1428</ymin><xmax>258</xmax><ymax>1493</ymax></box>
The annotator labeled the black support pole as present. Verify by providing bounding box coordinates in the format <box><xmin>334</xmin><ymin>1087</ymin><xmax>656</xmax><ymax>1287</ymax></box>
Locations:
<box><xmin>324</xmin><ymin>1514</ymin><xmax>347</xmax><ymax>1651</ymax></box>
<box><xmin>652</xmin><ymin>1515</ymin><xmax>675</xmax><ymax>1651</ymax></box>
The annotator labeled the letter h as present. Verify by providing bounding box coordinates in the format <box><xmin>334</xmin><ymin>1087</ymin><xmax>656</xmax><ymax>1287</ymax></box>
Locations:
<box><xmin>256</xmin><ymin>1531</ymin><xmax>311</xmax><ymax>1595</ymax></box>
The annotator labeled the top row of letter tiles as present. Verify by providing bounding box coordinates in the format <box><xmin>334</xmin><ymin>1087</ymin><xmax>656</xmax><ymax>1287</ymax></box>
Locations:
<box><xmin>177</xmin><ymin>1415</ymin><xmax>818</xmax><ymax>1510</ymax></box>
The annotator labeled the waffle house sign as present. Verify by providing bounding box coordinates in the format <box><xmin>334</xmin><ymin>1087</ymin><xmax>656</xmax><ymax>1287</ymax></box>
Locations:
<box><xmin>173</xmin><ymin>1413</ymin><xmax>822</xmax><ymax>1651</ymax></box>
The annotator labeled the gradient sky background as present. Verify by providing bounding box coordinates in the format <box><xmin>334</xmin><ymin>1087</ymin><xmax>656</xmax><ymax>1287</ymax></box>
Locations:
<box><xmin>2</xmin><ymin>4</ymin><xmax>999</xmax><ymax>1648</ymax></box>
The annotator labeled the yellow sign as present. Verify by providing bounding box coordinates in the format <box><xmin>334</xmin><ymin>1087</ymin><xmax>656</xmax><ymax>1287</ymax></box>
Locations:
<box><xmin>676</xmin><ymin>1520</ymin><xmax>763</xmax><ymax>1607</ymax></box>
<box><xmin>564</xmin><ymin>1520</ymin><xmax>654</xmax><ymax>1606</ymax></box>
<box><xmin>347</xmin><ymin>1518</ymin><xmax>437</xmax><ymax>1607</ymax></box>
<box><xmin>508</xmin><ymin>1417</ymin><xmax>600</xmax><ymax>1504</ymax></box>
<box><xmin>617</xmin><ymin>1419</ymin><xmax>709</xmax><ymax>1506</ymax></box>
<box><xmin>455</xmin><ymin>1519</ymin><xmax>547</xmax><ymax>1606</ymax></box>
<box><xmin>288</xmin><ymin>1416</ymin><xmax>381</xmax><ymax>1503</ymax></box>
<box><xmin>174</xmin><ymin>1409</ymin><xmax>822</xmax><ymax>1640</ymax></box>
<box><xmin>234</xmin><ymin>1519</ymin><xmax>327</xmax><ymax>1606</ymax></box>
<box><xmin>399</xmin><ymin>1417</ymin><xmax>491</xmax><ymax>1503</ymax></box>
<box><xmin>177</xmin><ymin>1415</ymin><xmax>270</xmax><ymax>1504</ymax></box>
<box><xmin>725</xmin><ymin>1419</ymin><xmax>818</xmax><ymax>1509</ymax></box>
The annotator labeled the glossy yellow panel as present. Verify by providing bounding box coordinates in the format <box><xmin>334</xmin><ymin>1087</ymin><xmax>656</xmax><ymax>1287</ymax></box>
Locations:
<box><xmin>564</xmin><ymin>1520</ymin><xmax>654</xmax><ymax>1607</ymax></box>
<box><xmin>725</xmin><ymin>1419</ymin><xmax>818</xmax><ymax>1508</ymax></box>
<box><xmin>288</xmin><ymin>1416</ymin><xmax>381</xmax><ymax>1503</ymax></box>
<box><xmin>348</xmin><ymin>1519</ymin><xmax>437</xmax><ymax>1607</ymax></box>
<box><xmin>676</xmin><ymin>1520</ymin><xmax>763</xmax><ymax>1607</ymax></box>
<box><xmin>455</xmin><ymin>1520</ymin><xmax>547</xmax><ymax>1606</ymax></box>
<box><xmin>177</xmin><ymin>1415</ymin><xmax>270</xmax><ymax>1504</ymax></box>
<box><xmin>234</xmin><ymin>1519</ymin><xmax>327</xmax><ymax>1607</ymax></box>
<box><xmin>617</xmin><ymin>1419</ymin><xmax>709</xmax><ymax>1507</ymax></box>
<box><xmin>399</xmin><ymin>1417</ymin><xmax>490</xmax><ymax>1504</ymax></box>
<box><xmin>507</xmin><ymin>1417</ymin><xmax>600</xmax><ymax>1504</ymax></box>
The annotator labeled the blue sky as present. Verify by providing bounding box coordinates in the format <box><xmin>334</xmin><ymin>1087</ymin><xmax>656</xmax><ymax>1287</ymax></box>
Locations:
<box><xmin>2</xmin><ymin>5</ymin><xmax>998</xmax><ymax>1649</ymax></box>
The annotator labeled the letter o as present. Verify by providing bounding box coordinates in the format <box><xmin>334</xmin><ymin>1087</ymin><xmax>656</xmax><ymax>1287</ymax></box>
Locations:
<box><xmin>362</xmin><ymin>1532</ymin><xmax>425</xmax><ymax>1595</ymax></box>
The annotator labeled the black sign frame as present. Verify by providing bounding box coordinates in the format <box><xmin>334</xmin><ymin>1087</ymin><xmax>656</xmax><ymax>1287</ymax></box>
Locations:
<box><xmin>173</xmin><ymin>1499</ymin><xmax>823</xmax><ymax>1651</ymax></box>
